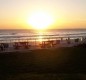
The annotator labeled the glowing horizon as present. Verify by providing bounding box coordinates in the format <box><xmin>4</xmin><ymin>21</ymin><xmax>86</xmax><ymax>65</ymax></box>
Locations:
<box><xmin>0</xmin><ymin>0</ymin><xmax>86</xmax><ymax>29</ymax></box>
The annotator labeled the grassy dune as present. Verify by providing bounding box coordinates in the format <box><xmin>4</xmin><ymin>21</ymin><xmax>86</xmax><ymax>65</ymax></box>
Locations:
<box><xmin>0</xmin><ymin>45</ymin><xmax>86</xmax><ymax>79</ymax></box>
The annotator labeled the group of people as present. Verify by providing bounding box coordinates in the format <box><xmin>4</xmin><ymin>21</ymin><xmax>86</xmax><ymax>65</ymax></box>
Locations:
<box><xmin>40</xmin><ymin>40</ymin><xmax>61</xmax><ymax>48</ymax></box>
<box><xmin>0</xmin><ymin>43</ymin><xmax>9</xmax><ymax>51</ymax></box>
<box><xmin>0</xmin><ymin>38</ymin><xmax>81</xmax><ymax>52</ymax></box>
<box><xmin>13</xmin><ymin>42</ymin><xmax>31</xmax><ymax>49</ymax></box>
<box><xmin>39</xmin><ymin>38</ymin><xmax>80</xmax><ymax>48</ymax></box>
<box><xmin>0</xmin><ymin>42</ymin><xmax>31</xmax><ymax>51</ymax></box>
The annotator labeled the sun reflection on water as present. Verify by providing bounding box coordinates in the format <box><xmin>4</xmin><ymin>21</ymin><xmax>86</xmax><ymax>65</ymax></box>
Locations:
<box><xmin>37</xmin><ymin>31</ymin><xmax>45</xmax><ymax>43</ymax></box>
<box><xmin>37</xmin><ymin>36</ymin><xmax>43</xmax><ymax>42</ymax></box>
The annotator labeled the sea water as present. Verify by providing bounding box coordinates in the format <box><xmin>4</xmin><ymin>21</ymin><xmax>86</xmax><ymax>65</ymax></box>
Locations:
<box><xmin>0</xmin><ymin>29</ymin><xmax>86</xmax><ymax>41</ymax></box>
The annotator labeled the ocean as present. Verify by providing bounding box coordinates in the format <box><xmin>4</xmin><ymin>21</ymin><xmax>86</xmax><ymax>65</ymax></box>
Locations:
<box><xmin>0</xmin><ymin>29</ymin><xmax>86</xmax><ymax>41</ymax></box>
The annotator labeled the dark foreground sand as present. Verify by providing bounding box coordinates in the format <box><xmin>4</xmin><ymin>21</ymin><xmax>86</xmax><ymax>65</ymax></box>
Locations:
<box><xmin>0</xmin><ymin>44</ymin><xmax>86</xmax><ymax>80</ymax></box>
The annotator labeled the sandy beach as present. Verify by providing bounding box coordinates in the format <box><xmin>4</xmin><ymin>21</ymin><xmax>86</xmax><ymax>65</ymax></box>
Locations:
<box><xmin>0</xmin><ymin>44</ymin><xmax>86</xmax><ymax>79</ymax></box>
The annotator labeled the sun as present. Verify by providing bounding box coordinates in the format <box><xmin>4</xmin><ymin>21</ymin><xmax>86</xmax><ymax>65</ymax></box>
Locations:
<box><xmin>28</xmin><ymin>11</ymin><xmax>54</xmax><ymax>30</ymax></box>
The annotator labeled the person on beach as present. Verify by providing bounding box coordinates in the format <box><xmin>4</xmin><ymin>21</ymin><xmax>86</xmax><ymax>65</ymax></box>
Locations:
<box><xmin>66</xmin><ymin>37</ymin><xmax>71</xmax><ymax>44</ymax></box>
<box><xmin>0</xmin><ymin>43</ymin><xmax>4</xmax><ymax>51</ymax></box>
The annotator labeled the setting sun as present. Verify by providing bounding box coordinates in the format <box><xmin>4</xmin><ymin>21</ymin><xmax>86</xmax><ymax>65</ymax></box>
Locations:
<box><xmin>28</xmin><ymin>11</ymin><xmax>54</xmax><ymax>30</ymax></box>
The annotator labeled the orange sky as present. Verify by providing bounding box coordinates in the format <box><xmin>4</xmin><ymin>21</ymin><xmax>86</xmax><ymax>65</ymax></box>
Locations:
<box><xmin>0</xmin><ymin>0</ymin><xmax>86</xmax><ymax>29</ymax></box>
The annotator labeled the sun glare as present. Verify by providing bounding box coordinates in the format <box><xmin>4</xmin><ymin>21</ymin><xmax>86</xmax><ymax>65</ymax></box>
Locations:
<box><xmin>28</xmin><ymin>12</ymin><xmax>54</xmax><ymax>30</ymax></box>
<box><xmin>38</xmin><ymin>36</ymin><xmax>43</xmax><ymax>42</ymax></box>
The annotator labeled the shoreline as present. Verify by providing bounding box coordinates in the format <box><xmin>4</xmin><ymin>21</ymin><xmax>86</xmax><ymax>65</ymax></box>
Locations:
<box><xmin>0</xmin><ymin>36</ymin><xmax>85</xmax><ymax>53</ymax></box>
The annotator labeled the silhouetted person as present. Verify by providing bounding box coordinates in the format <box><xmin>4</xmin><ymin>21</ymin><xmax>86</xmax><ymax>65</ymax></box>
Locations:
<box><xmin>0</xmin><ymin>44</ymin><xmax>4</xmax><ymax>51</ymax></box>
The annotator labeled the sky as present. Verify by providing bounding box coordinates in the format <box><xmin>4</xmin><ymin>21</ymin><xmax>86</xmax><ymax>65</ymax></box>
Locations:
<box><xmin>0</xmin><ymin>0</ymin><xmax>86</xmax><ymax>29</ymax></box>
